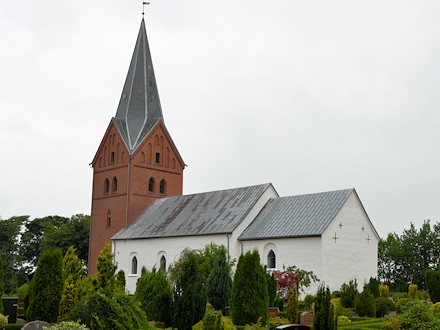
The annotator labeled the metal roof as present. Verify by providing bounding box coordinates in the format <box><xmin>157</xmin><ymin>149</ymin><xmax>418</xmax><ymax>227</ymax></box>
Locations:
<box><xmin>112</xmin><ymin>183</ymin><xmax>272</xmax><ymax>240</ymax></box>
<box><xmin>239</xmin><ymin>188</ymin><xmax>354</xmax><ymax>240</ymax></box>
<box><xmin>114</xmin><ymin>19</ymin><xmax>164</xmax><ymax>153</ymax></box>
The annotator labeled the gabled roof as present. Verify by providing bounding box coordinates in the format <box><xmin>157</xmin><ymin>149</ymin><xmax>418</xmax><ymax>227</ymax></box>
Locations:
<box><xmin>112</xmin><ymin>184</ymin><xmax>272</xmax><ymax>240</ymax></box>
<box><xmin>114</xmin><ymin>19</ymin><xmax>164</xmax><ymax>153</ymax></box>
<box><xmin>239</xmin><ymin>188</ymin><xmax>354</xmax><ymax>240</ymax></box>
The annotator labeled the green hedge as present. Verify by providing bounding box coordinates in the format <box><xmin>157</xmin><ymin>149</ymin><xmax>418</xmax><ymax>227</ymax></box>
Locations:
<box><xmin>5</xmin><ymin>324</ymin><xmax>23</xmax><ymax>330</ymax></box>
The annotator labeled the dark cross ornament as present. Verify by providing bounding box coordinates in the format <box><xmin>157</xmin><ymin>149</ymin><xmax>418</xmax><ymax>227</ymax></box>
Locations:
<box><xmin>366</xmin><ymin>235</ymin><xmax>371</xmax><ymax>244</ymax></box>
<box><xmin>339</xmin><ymin>222</ymin><xmax>343</xmax><ymax>229</ymax></box>
<box><xmin>361</xmin><ymin>226</ymin><xmax>365</xmax><ymax>232</ymax></box>
<box><xmin>142</xmin><ymin>2</ymin><xmax>150</xmax><ymax>16</ymax></box>
<box><xmin>332</xmin><ymin>232</ymin><xmax>339</xmax><ymax>243</ymax></box>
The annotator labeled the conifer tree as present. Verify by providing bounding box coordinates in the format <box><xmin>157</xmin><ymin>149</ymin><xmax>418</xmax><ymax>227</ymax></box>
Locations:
<box><xmin>286</xmin><ymin>285</ymin><xmax>299</xmax><ymax>323</ymax></box>
<box><xmin>63</xmin><ymin>246</ymin><xmax>83</xmax><ymax>283</ymax></box>
<box><xmin>173</xmin><ymin>251</ymin><xmax>206</xmax><ymax>330</ymax></box>
<box><xmin>313</xmin><ymin>284</ymin><xmax>336</xmax><ymax>330</ymax></box>
<box><xmin>230</xmin><ymin>249</ymin><xmax>269</xmax><ymax>326</ymax></box>
<box><xmin>93</xmin><ymin>242</ymin><xmax>117</xmax><ymax>290</ymax></box>
<box><xmin>58</xmin><ymin>278</ymin><xmax>77</xmax><ymax>322</ymax></box>
<box><xmin>136</xmin><ymin>267</ymin><xmax>173</xmax><ymax>327</ymax></box>
<box><xmin>425</xmin><ymin>269</ymin><xmax>440</xmax><ymax>303</ymax></box>
<box><xmin>265</xmin><ymin>267</ymin><xmax>278</xmax><ymax>307</ymax></box>
<box><xmin>116</xmin><ymin>269</ymin><xmax>126</xmax><ymax>292</ymax></box>
<box><xmin>0</xmin><ymin>253</ymin><xmax>4</xmax><ymax>314</ymax></box>
<box><xmin>206</xmin><ymin>248</ymin><xmax>232</xmax><ymax>313</ymax></box>
<box><xmin>26</xmin><ymin>249</ymin><xmax>64</xmax><ymax>323</ymax></box>
<box><xmin>355</xmin><ymin>286</ymin><xmax>376</xmax><ymax>317</ymax></box>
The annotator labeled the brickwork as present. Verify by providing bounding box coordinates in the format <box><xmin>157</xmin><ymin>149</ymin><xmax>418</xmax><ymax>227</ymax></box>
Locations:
<box><xmin>89</xmin><ymin>120</ymin><xmax>183</xmax><ymax>274</ymax></box>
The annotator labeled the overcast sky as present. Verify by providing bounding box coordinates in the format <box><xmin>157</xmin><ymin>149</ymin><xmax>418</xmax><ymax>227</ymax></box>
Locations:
<box><xmin>1</xmin><ymin>1</ymin><xmax>439</xmax><ymax>238</ymax></box>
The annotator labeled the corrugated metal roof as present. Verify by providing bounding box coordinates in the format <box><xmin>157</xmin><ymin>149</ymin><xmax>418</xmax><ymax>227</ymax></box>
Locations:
<box><xmin>239</xmin><ymin>188</ymin><xmax>353</xmax><ymax>240</ymax></box>
<box><xmin>112</xmin><ymin>183</ymin><xmax>271</xmax><ymax>240</ymax></box>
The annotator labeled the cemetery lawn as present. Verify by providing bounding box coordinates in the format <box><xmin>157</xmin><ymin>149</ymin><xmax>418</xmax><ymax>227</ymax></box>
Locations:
<box><xmin>338</xmin><ymin>317</ymin><xmax>385</xmax><ymax>329</ymax></box>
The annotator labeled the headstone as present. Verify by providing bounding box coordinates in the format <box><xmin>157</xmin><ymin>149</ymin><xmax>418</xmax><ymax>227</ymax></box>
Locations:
<box><xmin>22</xmin><ymin>320</ymin><xmax>50</xmax><ymax>330</ymax></box>
<box><xmin>268</xmin><ymin>307</ymin><xmax>279</xmax><ymax>318</ymax></box>
<box><xmin>300</xmin><ymin>312</ymin><xmax>313</xmax><ymax>326</ymax></box>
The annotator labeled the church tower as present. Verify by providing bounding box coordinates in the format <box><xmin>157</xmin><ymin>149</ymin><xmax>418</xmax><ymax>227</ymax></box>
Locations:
<box><xmin>88</xmin><ymin>19</ymin><xmax>185</xmax><ymax>274</ymax></box>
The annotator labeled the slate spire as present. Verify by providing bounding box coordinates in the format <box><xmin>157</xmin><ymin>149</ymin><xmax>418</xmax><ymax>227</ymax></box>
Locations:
<box><xmin>114</xmin><ymin>18</ymin><xmax>164</xmax><ymax>152</ymax></box>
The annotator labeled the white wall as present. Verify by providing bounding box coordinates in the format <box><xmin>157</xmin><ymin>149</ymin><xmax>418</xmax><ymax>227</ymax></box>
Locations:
<box><xmin>321</xmin><ymin>191</ymin><xmax>378</xmax><ymax>293</ymax></box>
<box><xmin>114</xmin><ymin>234</ymin><xmax>227</xmax><ymax>294</ymax></box>
<box><xmin>242</xmin><ymin>236</ymin><xmax>322</xmax><ymax>296</ymax></box>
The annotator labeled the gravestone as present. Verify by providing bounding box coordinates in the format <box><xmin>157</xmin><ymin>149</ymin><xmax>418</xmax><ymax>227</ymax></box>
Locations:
<box><xmin>22</xmin><ymin>320</ymin><xmax>50</xmax><ymax>329</ymax></box>
<box><xmin>300</xmin><ymin>312</ymin><xmax>313</xmax><ymax>326</ymax></box>
<box><xmin>268</xmin><ymin>307</ymin><xmax>279</xmax><ymax>318</ymax></box>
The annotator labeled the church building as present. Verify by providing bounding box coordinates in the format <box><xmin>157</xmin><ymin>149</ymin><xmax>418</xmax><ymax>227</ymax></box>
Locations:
<box><xmin>89</xmin><ymin>19</ymin><xmax>379</xmax><ymax>294</ymax></box>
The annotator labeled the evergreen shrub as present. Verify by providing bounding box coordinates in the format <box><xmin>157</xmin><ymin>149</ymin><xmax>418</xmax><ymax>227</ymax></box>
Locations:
<box><xmin>206</xmin><ymin>249</ymin><xmax>232</xmax><ymax>312</ymax></box>
<box><xmin>425</xmin><ymin>269</ymin><xmax>440</xmax><ymax>303</ymax></box>
<box><xmin>43</xmin><ymin>321</ymin><xmax>89</xmax><ymax>329</ymax></box>
<box><xmin>375</xmin><ymin>297</ymin><xmax>396</xmax><ymax>318</ymax></box>
<box><xmin>379</xmin><ymin>284</ymin><xmax>390</xmax><ymax>298</ymax></box>
<box><xmin>367</xmin><ymin>277</ymin><xmax>380</xmax><ymax>298</ymax></box>
<box><xmin>398</xmin><ymin>299</ymin><xmax>435</xmax><ymax>329</ymax></box>
<box><xmin>0</xmin><ymin>314</ymin><xmax>7</xmax><ymax>329</ymax></box>
<box><xmin>286</xmin><ymin>286</ymin><xmax>298</xmax><ymax>323</ymax></box>
<box><xmin>230</xmin><ymin>250</ymin><xmax>268</xmax><ymax>326</ymax></box>
<box><xmin>267</xmin><ymin>317</ymin><xmax>289</xmax><ymax>330</ymax></box>
<box><xmin>203</xmin><ymin>303</ymin><xmax>223</xmax><ymax>330</ymax></box>
<box><xmin>340</xmin><ymin>279</ymin><xmax>358</xmax><ymax>308</ymax></box>
<box><xmin>355</xmin><ymin>286</ymin><xmax>376</xmax><ymax>317</ymax></box>
<box><xmin>0</xmin><ymin>253</ymin><xmax>4</xmax><ymax>314</ymax></box>
<box><xmin>313</xmin><ymin>284</ymin><xmax>336</xmax><ymax>330</ymax></box>
<box><xmin>407</xmin><ymin>284</ymin><xmax>418</xmax><ymax>299</ymax></box>
<box><xmin>4</xmin><ymin>325</ymin><xmax>23</xmax><ymax>330</ymax></box>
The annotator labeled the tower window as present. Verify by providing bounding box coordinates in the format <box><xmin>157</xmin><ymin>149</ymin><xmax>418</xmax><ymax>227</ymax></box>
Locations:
<box><xmin>111</xmin><ymin>152</ymin><xmax>115</xmax><ymax>164</ymax></box>
<box><xmin>160</xmin><ymin>255</ymin><xmax>166</xmax><ymax>271</ymax></box>
<box><xmin>155</xmin><ymin>152</ymin><xmax>160</xmax><ymax>164</ymax></box>
<box><xmin>112</xmin><ymin>177</ymin><xmax>118</xmax><ymax>193</ymax></box>
<box><xmin>268</xmin><ymin>250</ymin><xmax>276</xmax><ymax>269</ymax></box>
<box><xmin>148</xmin><ymin>177</ymin><xmax>155</xmax><ymax>193</ymax></box>
<box><xmin>160</xmin><ymin>179</ymin><xmax>166</xmax><ymax>195</ymax></box>
<box><xmin>107</xmin><ymin>210</ymin><xmax>111</xmax><ymax>228</ymax></box>
<box><xmin>132</xmin><ymin>256</ymin><xmax>138</xmax><ymax>275</ymax></box>
<box><xmin>104</xmin><ymin>179</ymin><xmax>110</xmax><ymax>194</ymax></box>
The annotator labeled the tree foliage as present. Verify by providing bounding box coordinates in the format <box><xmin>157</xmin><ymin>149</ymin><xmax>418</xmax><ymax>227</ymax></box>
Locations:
<box><xmin>135</xmin><ymin>267</ymin><xmax>173</xmax><ymax>327</ymax></box>
<box><xmin>282</xmin><ymin>265</ymin><xmax>320</xmax><ymax>295</ymax></box>
<box><xmin>173</xmin><ymin>251</ymin><xmax>206</xmax><ymax>330</ymax></box>
<box><xmin>286</xmin><ymin>285</ymin><xmax>299</xmax><ymax>323</ymax></box>
<box><xmin>230</xmin><ymin>250</ymin><xmax>269</xmax><ymax>326</ymax></box>
<box><xmin>355</xmin><ymin>286</ymin><xmax>376</xmax><ymax>317</ymax></box>
<box><xmin>378</xmin><ymin>220</ymin><xmax>440</xmax><ymax>291</ymax></box>
<box><xmin>367</xmin><ymin>277</ymin><xmax>380</xmax><ymax>298</ymax></box>
<box><xmin>203</xmin><ymin>303</ymin><xmax>224</xmax><ymax>330</ymax></box>
<box><xmin>26</xmin><ymin>249</ymin><xmax>64</xmax><ymax>323</ymax></box>
<box><xmin>313</xmin><ymin>284</ymin><xmax>336</xmax><ymax>330</ymax></box>
<box><xmin>340</xmin><ymin>279</ymin><xmax>358</xmax><ymax>308</ymax></box>
<box><xmin>425</xmin><ymin>269</ymin><xmax>440</xmax><ymax>303</ymax></box>
<box><xmin>93</xmin><ymin>242</ymin><xmax>117</xmax><ymax>290</ymax></box>
<box><xmin>70</xmin><ymin>289</ymin><xmax>153</xmax><ymax>330</ymax></box>
<box><xmin>272</xmin><ymin>270</ymin><xmax>297</xmax><ymax>300</ymax></box>
<box><xmin>0</xmin><ymin>252</ymin><xmax>4</xmax><ymax>314</ymax></box>
<box><xmin>206</xmin><ymin>248</ymin><xmax>232</xmax><ymax>312</ymax></box>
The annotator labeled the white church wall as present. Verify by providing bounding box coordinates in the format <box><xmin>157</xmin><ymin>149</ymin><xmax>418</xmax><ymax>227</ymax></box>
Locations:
<box><xmin>241</xmin><ymin>236</ymin><xmax>322</xmax><ymax>296</ymax></box>
<box><xmin>321</xmin><ymin>192</ymin><xmax>378</xmax><ymax>293</ymax></box>
<box><xmin>114</xmin><ymin>233</ymin><xmax>227</xmax><ymax>294</ymax></box>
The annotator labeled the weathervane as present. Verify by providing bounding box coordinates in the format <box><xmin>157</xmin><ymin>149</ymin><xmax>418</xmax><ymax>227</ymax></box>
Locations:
<box><xmin>142</xmin><ymin>2</ymin><xmax>150</xmax><ymax>16</ymax></box>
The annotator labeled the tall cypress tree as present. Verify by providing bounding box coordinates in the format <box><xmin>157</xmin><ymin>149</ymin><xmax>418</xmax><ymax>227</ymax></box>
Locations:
<box><xmin>206</xmin><ymin>248</ymin><xmax>232</xmax><ymax>313</ymax></box>
<box><xmin>26</xmin><ymin>249</ymin><xmax>64</xmax><ymax>323</ymax></box>
<box><xmin>173</xmin><ymin>252</ymin><xmax>206</xmax><ymax>330</ymax></box>
<box><xmin>230</xmin><ymin>249</ymin><xmax>269</xmax><ymax>326</ymax></box>
<box><xmin>313</xmin><ymin>284</ymin><xmax>337</xmax><ymax>330</ymax></box>
<box><xmin>0</xmin><ymin>252</ymin><xmax>4</xmax><ymax>314</ymax></box>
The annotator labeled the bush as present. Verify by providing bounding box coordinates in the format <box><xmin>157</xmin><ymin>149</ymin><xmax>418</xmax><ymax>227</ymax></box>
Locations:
<box><xmin>337</xmin><ymin>315</ymin><xmax>351</xmax><ymax>325</ymax></box>
<box><xmin>203</xmin><ymin>303</ymin><xmax>223</xmax><ymax>330</ymax></box>
<box><xmin>367</xmin><ymin>277</ymin><xmax>380</xmax><ymax>298</ymax></box>
<box><xmin>355</xmin><ymin>286</ymin><xmax>376</xmax><ymax>318</ymax></box>
<box><xmin>398</xmin><ymin>299</ymin><xmax>435</xmax><ymax>329</ymax></box>
<box><xmin>375</xmin><ymin>297</ymin><xmax>396</xmax><ymax>318</ymax></box>
<box><xmin>267</xmin><ymin>317</ymin><xmax>289</xmax><ymax>330</ymax></box>
<box><xmin>415</xmin><ymin>289</ymin><xmax>430</xmax><ymax>301</ymax></box>
<box><xmin>243</xmin><ymin>317</ymin><xmax>264</xmax><ymax>330</ymax></box>
<box><xmin>286</xmin><ymin>286</ymin><xmax>298</xmax><ymax>323</ymax></box>
<box><xmin>381</xmin><ymin>317</ymin><xmax>400</xmax><ymax>330</ymax></box>
<box><xmin>5</xmin><ymin>325</ymin><xmax>23</xmax><ymax>330</ymax></box>
<box><xmin>379</xmin><ymin>284</ymin><xmax>390</xmax><ymax>298</ymax></box>
<box><xmin>425</xmin><ymin>269</ymin><xmax>440</xmax><ymax>303</ymax></box>
<box><xmin>193</xmin><ymin>316</ymin><xmax>236</xmax><ymax>330</ymax></box>
<box><xmin>407</xmin><ymin>284</ymin><xmax>418</xmax><ymax>299</ymax></box>
<box><xmin>430</xmin><ymin>302</ymin><xmax>440</xmax><ymax>319</ymax></box>
<box><xmin>340</xmin><ymin>279</ymin><xmax>358</xmax><ymax>308</ymax></box>
<box><xmin>0</xmin><ymin>314</ymin><xmax>8</xmax><ymax>329</ymax></box>
<box><xmin>70</xmin><ymin>289</ymin><xmax>152</xmax><ymax>330</ymax></box>
<box><xmin>43</xmin><ymin>321</ymin><xmax>89</xmax><ymax>329</ymax></box>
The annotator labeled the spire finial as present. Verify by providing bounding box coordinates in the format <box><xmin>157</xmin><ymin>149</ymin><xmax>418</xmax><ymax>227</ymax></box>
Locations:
<box><xmin>142</xmin><ymin>2</ymin><xmax>150</xmax><ymax>16</ymax></box>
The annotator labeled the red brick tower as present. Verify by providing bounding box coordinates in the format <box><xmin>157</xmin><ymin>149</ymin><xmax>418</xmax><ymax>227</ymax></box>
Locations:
<box><xmin>88</xmin><ymin>19</ymin><xmax>185</xmax><ymax>274</ymax></box>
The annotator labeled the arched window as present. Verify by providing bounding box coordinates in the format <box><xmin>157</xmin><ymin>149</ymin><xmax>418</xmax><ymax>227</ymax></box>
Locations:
<box><xmin>155</xmin><ymin>152</ymin><xmax>161</xmax><ymax>164</ymax></box>
<box><xmin>148</xmin><ymin>177</ymin><xmax>155</xmax><ymax>193</ymax></box>
<box><xmin>107</xmin><ymin>210</ymin><xmax>111</xmax><ymax>227</ymax></box>
<box><xmin>121</xmin><ymin>151</ymin><xmax>125</xmax><ymax>163</ymax></box>
<box><xmin>160</xmin><ymin>255</ymin><xmax>166</xmax><ymax>271</ymax></box>
<box><xmin>140</xmin><ymin>152</ymin><xmax>145</xmax><ymax>163</ymax></box>
<box><xmin>104</xmin><ymin>179</ymin><xmax>110</xmax><ymax>194</ymax></box>
<box><xmin>160</xmin><ymin>179</ymin><xmax>166</xmax><ymax>195</ymax></box>
<box><xmin>112</xmin><ymin>177</ymin><xmax>118</xmax><ymax>193</ymax></box>
<box><xmin>132</xmin><ymin>256</ymin><xmax>138</xmax><ymax>275</ymax></box>
<box><xmin>268</xmin><ymin>250</ymin><xmax>276</xmax><ymax>268</ymax></box>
